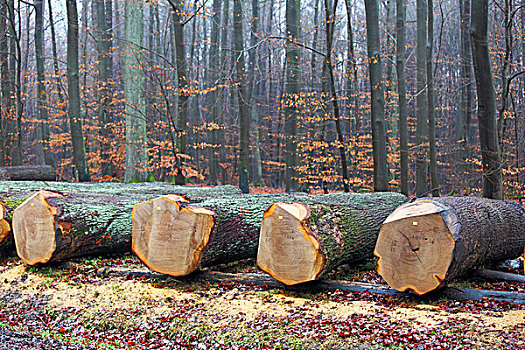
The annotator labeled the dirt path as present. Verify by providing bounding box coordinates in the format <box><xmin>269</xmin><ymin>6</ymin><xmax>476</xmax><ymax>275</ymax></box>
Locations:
<box><xmin>0</xmin><ymin>257</ymin><xmax>524</xmax><ymax>349</ymax></box>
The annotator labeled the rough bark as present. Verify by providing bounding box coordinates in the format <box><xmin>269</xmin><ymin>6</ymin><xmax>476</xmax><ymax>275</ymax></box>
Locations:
<box><xmin>0</xmin><ymin>165</ymin><xmax>56</xmax><ymax>181</ymax></box>
<box><xmin>0</xmin><ymin>1</ymin><xmax>8</xmax><ymax>166</ymax></box>
<box><xmin>170</xmin><ymin>2</ymin><xmax>189</xmax><ymax>186</ymax></box>
<box><xmin>34</xmin><ymin>0</ymin><xmax>53</xmax><ymax>167</ymax></box>
<box><xmin>233</xmin><ymin>0</ymin><xmax>250</xmax><ymax>194</ymax></box>
<box><xmin>396</xmin><ymin>0</ymin><xmax>409</xmax><ymax>196</ymax></box>
<box><xmin>415</xmin><ymin>0</ymin><xmax>428</xmax><ymax>196</ymax></box>
<box><xmin>12</xmin><ymin>190</ymin><xmax>139</xmax><ymax>265</ymax></box>
<box><xmin>123</xmin><ymin>0</ymin><xmax>147</xmax><ymax>182</ymax></box>
<box><xmin>0</xmin><ymin>200</ymin><xmax>14</xmax><ymax>257</ymax></box>
<box><xmin>470</xmin><ymin>0</ymin><xmax>503</xmax><ymax>199</ymax></box>
<box><xmin>284</xmin><ymin>0</ymin><xmax>301</xmax><ymax>192</ymax></box>
<box><xmin>364</xmin><ymin>0</ymin><xmax>389</xmax><ymax>191</ymax></box>
<box><xmin>257</xmin><ymin>192</ymin><xmax>408</xmax><ymax>285</ymax></box>
<box><xmin>66</xmin><ymin>0</ymin><xmax>91</xmax><ymax>182</ymax></box>
<box><xmin>375</xmin><ymin>196</ymin><xmax>525</xmax><ymax>295</ymax></box>
<box><xmin>427</xmin><ymin>0</ymin><xmax>438</xmax><ymax>196</ymax></box>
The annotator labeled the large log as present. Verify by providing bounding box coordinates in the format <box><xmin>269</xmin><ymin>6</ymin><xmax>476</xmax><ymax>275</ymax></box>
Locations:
<box><xmin>257</xmin><ymin>192</ymin><xmax>408</xmax><ymax>285</ymax></box>
<box><xmin>0</xmin><ymin>165</ymin><xmax>56</xmax><ymax>181</ymax></box>
<box><xmin>0</xmin><ymin>181</ymin><xmax>241</xmax><ymax>203</ymax></box>
<box><xmin>374</xmin><ymin>197</ymin><xmax>525</xmax><ymax>295</ymax></box>
<box><xmin>13</xmin><ymin>190</ymin><xmax>138</xmax><ymax>265</ymax></box>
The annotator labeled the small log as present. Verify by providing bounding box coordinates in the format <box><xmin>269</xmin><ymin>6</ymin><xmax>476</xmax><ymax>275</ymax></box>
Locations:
<box><xmin>132</xmin><ymin>195</ymin><xmax>215</xmax><ymax>276</ymax></box>
<box><xmin>0</xmin><ymin>165</ymin><xmax>56</xmax><ymax>181</ymax></box>
<box><xmin>0</xmin><ymin>201</ymin><xmax>13</xmax><ymax>256</ymax></box>
<box><xmin>257</xmin><ymin>192</ymin><xmax>408</xmax><ymax>285</ymax></box>
<box><xmin>374</xmin><ymin>197</ymin><xmax>525</xmax><ymax>295</ymax></box>
<box><xmin>472</xmin><ymin>269</ymin><xmax>525</xmax><ymax>283</ymax></box>
<box><xmin>13</xmin><ymin>190</ymin><xmax>138</xmax><ymax>265</ymax></box>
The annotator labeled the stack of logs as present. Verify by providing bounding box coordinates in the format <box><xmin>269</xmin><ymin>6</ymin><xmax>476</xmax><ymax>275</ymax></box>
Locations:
<box><xmin>2</xmin><ymin>179</ymin><xmax>525</xmax><ymax>295</ymax></box>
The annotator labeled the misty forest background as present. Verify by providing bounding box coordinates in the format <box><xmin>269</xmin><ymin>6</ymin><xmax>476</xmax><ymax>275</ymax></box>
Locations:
<box><xmin>0</xmin><ymin>0</ymin><xmax>523</xmax><ymax>199</ymax></box>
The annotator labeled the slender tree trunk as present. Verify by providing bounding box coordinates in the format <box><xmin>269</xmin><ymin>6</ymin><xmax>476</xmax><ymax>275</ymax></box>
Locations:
<box><xmin>324</xmin><ymin>0</ymin><xmax>350</xmax><ymax>192</ymax></box>
<box><xmin>233</xmin><ymin>0</ymin><xmax>250</xmax><ymax>193</ymax></box>
<box><xmin>94</xmin><ymin>0</ymin><xmax>113</xmax><ymax>176</ymax></box>
<box><xmin>207</xmin><ymin>0</ymin><xmax>221</xmax><ymax>185</ymax></box>
<box><xmin>415</xmin><ymin>0</ymin><xmax>428</xmax><ymax>196</ymax></box>
<box><xmin>458</xmin><ymin>0</ymin><xmax>474</xmax><ymax>172</ymax></box>
<box><xmin>344</xmin><ymin>0</ymin><xmax>359</xmax><ymax>141</ymax></box>
<box><xmin>364</xmin><ymin>0</ymin><xmax>389</xmax><ymax>191</ymax></box>
<box><xmin>249</xmin><ymin>0</ymin><xmax>262</xmax><ymax>185</ymax></box>
<box><xmin>47</xmin><ymin>0</ymin><xmax>64</xmax><ymax>105</ymax></box>
<box><xmin>66</xmin><ymin>0</ymin><xmax>90</xmax><ymax>182</ymax></box>
<box><xmin>218</xmin><ymin>0</ymin><xmax>230</xmax><ymax>184</ymax></box>
<box><xmin>171</xmin><ymin>2</ymin><xmax>189</xmax><ymax>185</ymax></box>
<box><xmin>471</xmin><ymin>0</ymin><xmax>503</xmax><ymax>199</ymax></box>
<box><xmin>123</xmin><ymin>0</ymin><xmax>147</xmax><ymax>182</ymax></box>
<box><xmin>0</xmin><ymin>2</ymin><xmax>8</xmax><ymax>166</ymax></box>
<box><xmin>396</xmin><ymin>0</ymin><xmax>409</xmax><ymax>196</ymax></box>
<box><xmin>427</xmin><ymin>0</ymin><xmax>438</xmax><ymax>196</ymax></box>
<box><xmin>34</xmin><ymin>0</ymin><xmax>53</xmax><ymax>166</ymax></box>
<box><xmin>284</xmin><ymin>0</ymin><xmax>301</xmax><ymax>192</ymax></box>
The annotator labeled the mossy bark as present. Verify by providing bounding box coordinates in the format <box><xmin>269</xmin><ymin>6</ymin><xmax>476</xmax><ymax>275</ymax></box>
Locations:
<box><xmin>201</xmin><ymin>192</ymin><xmax>407</xmax><ymax>269</ymax></box>
<box><xmin>0</xmin><ymin>165</ymin><xmax>56</xmax><ymax>181</ymax></box>
<box><xmin>0</xmin><ymin>181</ymin><xmax>241</xmax><ymax>203</ymax></box>
<box><xmin>257</xmin><ymin>192</ymin><xmax>408</xmax><ymax>284</ymax></box>
<box><xmin>0</xmin><ymin>197</ymin><xmax>27</xmax><ymax>258</ymax></box>
<box><xmin>13</xmin><ymin>191</ymin><xmax>139</xmax><ymax>264</ymax></box>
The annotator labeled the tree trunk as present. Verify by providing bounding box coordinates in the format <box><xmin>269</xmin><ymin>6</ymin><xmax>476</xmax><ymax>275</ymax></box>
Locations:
<box><xmin>170</xmin><ymin>2</ymin><xmax>189</xmax><ymax>186</ymax></box>
<box><xmin>123</xmin><ymin>0</ymin><xmax>147</xmax><ymax>182</ymax></box>
<box><xmin>257</xmin><ymin>192</ymin><xmax>408</xmax><ymax>285</ymax></box>
<box><xmin>94</xmin><ymin>0</ymin><xmax>113</xmax><ymax>176</ymax></box>
<box><xmin>12</xmin><ymin>190</ymin><xmax>139</xmax><ymax>265</ymax></box>
<box><xmin>0</xmin><ymin>165</ymin><xmax>56</xmax><ymax>181</ymax></box>
<box><xmin>470</xmin><ymin>0</ymin><xmax>503</xmax><ymax>199</ymax></box>
<box><xmin>375</xmin><ymin>196</ymin><xmax>525</xmax><ymax>294</ymax></box>
<box><xmin>34</xmin><ymin>0</ymin><xmax>53</xmax><ymax>167</ymax></box>
<box><xmin>427</xmin><ymin>0</ymin><xmax>438</xmax><ymax>196</ymax></box>
<box><xmin>0</xmin><ymin>1</ymin><xmax>8</xmax><ymax>166</ymax></box>
<box><xmin>284</xmin><ymin>0</ymin><xmax>300</xmax><ymax>192</ymax></box>
<box><xmin>66</xmin><ymin>0</ymin><xmax>91</xmax><ymax>182</ymax></box>
<box><xmin>396</xmin><ymin>0</ymin><xmax>409</xmax><ymax>196</ymax></box>
<box><xmin>324</xmin><ymin>0</ymin><xmax>350</xmax><ymax>192</ymax></box>
<box><xmin>233</xmin><ymin>0</ymin><xmax>250</xmax><ymax>194</ymax></box>
<box><xmin>364</xmin><ymin>0</ymin><xmax>389</xmax><ymax>191</ymax></box>
<box><xmin>415</xmin><ymin>0</ymin><xmax>428</xmax><ymax>196</ymax></box>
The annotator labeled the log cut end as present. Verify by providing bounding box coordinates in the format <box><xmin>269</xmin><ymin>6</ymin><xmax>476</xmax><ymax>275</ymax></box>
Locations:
<box><xmin>374</xmin><ymin>200</ymin><xmax>457</xmax><ymax>295</ymax></box>
<box><xmin>12</xmin><ymin>190</ymin><xmax>65</xmax><ymax>265</ymax></box>
<box><xmin>257</xmin><ymin>202</ymin><xmax>325</xmax><ymax>285</ymax></box>
<box><xmin>132</xmin><ymin>195</ymin><xmax>215</xmax><ymax>277</ymax></box>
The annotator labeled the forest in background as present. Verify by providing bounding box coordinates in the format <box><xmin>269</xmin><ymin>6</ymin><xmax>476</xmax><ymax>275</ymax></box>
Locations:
<box><xmin>0</xmin><ymin>0</ymin><xmax>523</xmax><ymax>198</ymax></box>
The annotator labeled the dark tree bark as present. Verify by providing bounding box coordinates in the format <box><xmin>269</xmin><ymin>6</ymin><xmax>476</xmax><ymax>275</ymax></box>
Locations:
<box><xmin>396</xmin><ymin>0</ymin><xmax>409</xmax><ymax>196</ymax></box>
<box><xmin>470</xmin><ymin>0</ymin><xmax>503</xmax><ymax>199</ymax></box>
<box><xmin>415</xmin><ymin>0</ymin><xmax>428</xmax><ymax>196</ymax></box>
<box><xmin>427</xmin><ymin>0</ymin><xmax>439</xmax><ymax>196</ymax></box>
<box><xmin>170</xmin><ymin>1</ymin><xmax>189</xmax><ymax>186</ymax></box>
<box><xmin>0</xmin><ymin>1</ymin><xmax>8</xmax><ymax>166</ymax></box>
<box><xmin>376</xmin><ymin>197</ymin><xmax>525</xmax><ymax>294</ymax></box>
<box><xmin>66</xmin><ymin>0</ymin><xmax>91</xmax><ymax>182</ymax></box>
<box><xmin>364</xmin><ymin>0</ymin><xmax>389</xmax><ymax>191</ymax></box>
<box><xmin>233</xmin><ymin>0</ymin><xmax>250</xmax><ymax>193</ymax></box>
<box><xmin>324</xmin><ymin>0</ymin><xmax>350</xmax><ymax>192</ymax></box>
<box><xmin>34</xmin><ymin>0</ymin><xmax>53</xmax><ymax>167</ymax></box>
<box><xmin>284</xmin><ymin>0</ymin><xmax>300</xmax><ymax>192</ymax></box>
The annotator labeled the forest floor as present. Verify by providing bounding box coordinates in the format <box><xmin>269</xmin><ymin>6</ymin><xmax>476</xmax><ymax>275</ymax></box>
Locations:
<box><xmin>0</xmin><ymin>255</ymin><xmax>523</xmax><ymax>350</ymax></box>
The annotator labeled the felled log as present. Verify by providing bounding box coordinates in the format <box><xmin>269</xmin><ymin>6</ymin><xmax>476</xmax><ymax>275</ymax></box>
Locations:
<box><xmin>374</xmin><ymin>197</ymin><xmax>525</xmax><ymax>295</ymax></box>
<box><xmin>0</xmin><ymin>181</ymin><xmax>241</xmax><ymax>203</ymax></box>
<box><xmin>0</xmin><ymin>165</ymin><xmax>56</xmax><ymax>181</ymax></box>
<box><xmin>472</xmin><ymin>269</ymin><xmax>525</xmax><ymax>283</ymax></box>
<box><xmin>12</xmin><ymin>190</ymin><xmax>138</xmax><ymax>265</ymax></box>
<box><xmin>0</xmin><ymin>201</ymin><xmax>13</xmax><ymax>256</ymax></box>
<box><xmin>132</xmin><ymin>195</ymin><xmax>215</xmax><ymax>276</ymax></box>
<box><xmin>257</xmin><ymin>192</ymin><xmax>408</xmax><ymax>285</ymax></box>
